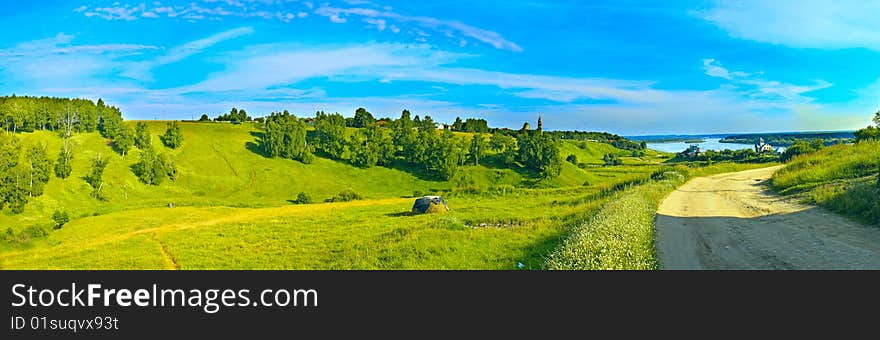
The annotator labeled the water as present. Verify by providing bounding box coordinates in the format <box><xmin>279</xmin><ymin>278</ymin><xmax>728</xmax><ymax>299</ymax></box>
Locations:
<box><xmin>645</xmin><ymin>138</ymin><xmax>758</xmax><ymax>154</ymax></box>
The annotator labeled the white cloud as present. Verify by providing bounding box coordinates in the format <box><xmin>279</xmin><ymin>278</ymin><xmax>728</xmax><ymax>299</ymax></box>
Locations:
<box><xmin>701</xmin><ymin>58</ymin><xmax>832</xmax><ymax>104</ymax></box>
<box><xmin>702</xmin><ymin>58</ymin><xmax>731</xmax><ymax>80</ymax></box>
<box><xmin>122</xmin><ymin>27</ymin><xmax>255</xmax><ymax>81</ymax></box>
<box><xmin>76</xmin><ymin>1</ymin><xmax>522</xmax><ymax>51</ymax></box>
<box><xmin>2</xmin><ymin>33</ymin><xmax>869</xmax><ymax>134</ymax></box>
<box><xmin>314</xmin><ymin>5</ymin><xmax>522</xmax><ymax>51</ymax></box>
<box><xmin>364</xmin><ymin>18</ymin><xmax>386</xmax><ymax>31</ymax></box>
<box><xmin>701</xmin><ymin>0</ymin><xmax>880</xmax><ymax>51</ymax></box>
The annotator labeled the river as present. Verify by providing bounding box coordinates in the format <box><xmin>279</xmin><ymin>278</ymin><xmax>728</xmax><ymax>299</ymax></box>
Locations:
<box><xmin>644</xmin><ymin>138</ymin><xmax>761</xmax><ymax>154</ymax></box>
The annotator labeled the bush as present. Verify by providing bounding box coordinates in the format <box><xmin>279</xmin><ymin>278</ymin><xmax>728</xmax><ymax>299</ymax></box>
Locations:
<box><xmin>325</xmin><ymin>189</ymin><xmax>363</xmax><ymax>202</ymax></box>
<box><xmin>24</xmin><ymin>225</ymin><xmax>49</xmax><ymax>238</ymax></box>
<box><xmin>651</xmin><ymin>166</ymin><xmax>687</xmax><ymax>181</ymax></box>
<box><xmin>52</xmin><ymin>210</ymin><xmax>69</xmax><ymax>229</ymax></box>
<box><xmin>3</xmin><ymin>227</ymin><xmax>14</xmax><ymax>242</ymax></box>
<box><xmin>603</xmin><ymin>153</ymin><xmax>622</xmax><ymax>166</ymax></box>
<box><xmin>294</xmin><ymin>192</ymin><xmax>312</xmax><ymax>204</ymax></box>
<box><xmin>566</xmin><ymin>154</ymin><xmax>578</xmax><ymax>165</ymax></box>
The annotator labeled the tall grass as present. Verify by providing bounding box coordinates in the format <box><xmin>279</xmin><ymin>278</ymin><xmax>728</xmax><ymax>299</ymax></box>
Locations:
<box><xmin>545</xmin><ymin>162</ymin><xmax>773</xmax><ymax>270</ymax></box>
<box><xmin>772</xmin><ymin>141</ymin><xmax>880</xmax><ymax>226</ymax></box>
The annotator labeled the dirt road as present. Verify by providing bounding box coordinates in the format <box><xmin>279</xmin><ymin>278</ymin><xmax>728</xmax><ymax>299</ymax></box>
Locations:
<box><xmin>655</xmin><ymin>166</ymin><xmax>880</xmax><ymax>269</ymax></box>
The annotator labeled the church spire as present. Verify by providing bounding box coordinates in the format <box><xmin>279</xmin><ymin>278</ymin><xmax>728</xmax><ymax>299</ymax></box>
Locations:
<box><xmin>537</xmin><ymin>114</ymin><xmax>543</xmax><ymax>132</ymax></box>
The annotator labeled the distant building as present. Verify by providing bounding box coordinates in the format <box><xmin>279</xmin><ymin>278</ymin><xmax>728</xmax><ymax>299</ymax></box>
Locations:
<box><xmin>681</xmin><ymin>144</ymin><xmax>701</xmax><ymax>158</ymax></box>
<box><xmin>755</xmin><ymin>138</ymin><xmax>773</xmax><ymax>153</ymax></box>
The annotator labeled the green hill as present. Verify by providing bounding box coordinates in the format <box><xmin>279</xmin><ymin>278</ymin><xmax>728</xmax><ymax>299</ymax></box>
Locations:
<box><xmin>0</xmin><ymin>121</ymin><xmax>678</xmax><ymax>269</ymax></box>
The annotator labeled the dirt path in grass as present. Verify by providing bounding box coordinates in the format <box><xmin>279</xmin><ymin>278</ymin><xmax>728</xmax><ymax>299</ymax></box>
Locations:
<box><xmin>655</xmin><ymin>166</ymin><xmax>880</xmax><ymax>269</ymax></box>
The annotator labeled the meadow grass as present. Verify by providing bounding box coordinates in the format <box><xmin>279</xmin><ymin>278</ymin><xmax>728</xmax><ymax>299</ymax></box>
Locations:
<box><xmin>0</xmin><ymin>121</ymin><xmax>761</xmax><ymax>270</ymax></box>
<box><xmin>772</xmin><ymin>141</ymin><xmax>880</xmax><ymax>226</ymax></box>
<box><xmin>0</xmin><ymin>187</ymin><xmax>612</xmax><ymax>269</ymax></box>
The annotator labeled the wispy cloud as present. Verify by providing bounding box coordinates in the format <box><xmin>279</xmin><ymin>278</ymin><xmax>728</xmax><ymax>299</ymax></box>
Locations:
<box><xmin>702</xmin><ymin>58</ymin><xmax>832</xmax><ymax>103</ymax></box>
<box><xmin>0</xmin><ymin>33</ymin><xmax>157</xmax><ymax>89</ymax></box>
<box><xmin>122</xmin><ymin>27</ymin><xmax>255</xmax><ymax>81</ymax></box>
<box><xmin>313</xmin><ymin>5</ymin><xmax>523</xmax><ymax>51</ymax></box>
<box><xmin>701</xmin><ymin>0</ymin><xmax>880</xmax><ymax>51</ymax></box>
<box><xmin>75</xmin><ymin>1</ymin><xmax>523</xmax><ymax>51</ymax></box>
<box><xmin>1</xmin><ymin>31</ymin><xmax>867</xmax><ymax>134</ymax></box>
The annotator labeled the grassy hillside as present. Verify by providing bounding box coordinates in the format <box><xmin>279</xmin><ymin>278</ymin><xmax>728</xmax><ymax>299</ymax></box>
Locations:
<box><xmin>1</xmin><ymin>185</ymin><xmax>617</xmax><ymax>269</ymax></box>
<box><xmin>1</xmin><ymin>121</ymin><xmax>683</xmax><ymax>269</ymax></box>
<box><xmin>772</xmin><ymin>141</ymin><xmax>880</xmax><ymax>226</ymax></box>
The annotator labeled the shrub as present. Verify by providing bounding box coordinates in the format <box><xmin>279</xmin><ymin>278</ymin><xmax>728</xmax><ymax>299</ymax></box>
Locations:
<box><xmin>294</xmin><ymin>192</ymin><xmax>312</xmax><ymax>204</ymax></box>
<box><xmin>651</xmin><ymin>166</ymin><xmax>686</xmax><ymax>181</ymax></box>
<box><xmin>566</xmin><ymin>154</ymin><xmax>578</xmax><ymax>165</ymax></box>
<box><xmin>325</xmin><ymin>189</ymin><xmax>363</xmax><ymax>202</ymax></box>
<box><xmin>52</xmin><ymin>210</ymin><xmax>69</xmax><ymax>229</ymax></box>
<box><xmin>24</xmin><ymin>225</ymin><xmax>48</xmax><ymax>238</ymax></box>
<box><xmin>3</xmin><ymin>227</ymin><xmax>13</xmax><ymax>242</ymax></box>
<box><xmin>603</xmin><ymin>153</ymin><xmax>622</xmax><ymax>166</ymax></box>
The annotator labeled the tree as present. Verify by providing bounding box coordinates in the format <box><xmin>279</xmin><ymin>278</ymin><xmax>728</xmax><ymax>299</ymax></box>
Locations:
<box><xmin>566</xmin><ymin>154</ymin><xmax>578</xmax><ymax>164</ymax></box>
<box><xmin>640</xmin><ymin>141</ymin><xmax>648</xmax><ymax>150</ymax></box>
<box><xmin>134</xmin><ymin>122</ymin><xmax>151</xmax><ymax>149</ymax></box>
<box><xmin>517</xmin><ymin>133</ymin><xmax>561</xmax><ymax>177</ymax></box>
<box><xmin>348</xmin><ymin>124</ymin><xmax>394</xmax><ymax>167</ymax></box>
<box><xmin>603</xmin><ymin>153</ymin><xmax>622</xmax><ymax>166</ymax></box>
<box><xmin>161</xmin><ymin>121</ymin><xmax>184</xmax><ymax>149</ymax></box>
<box><xmin>52</xmin><ymin>210</ymin><xmax>69</xmax><ymax>229</ymax></box>
<box><xmin>468</xmin><ymin>134</ymin><xmax>486</xmax><ymax>165</ymax></box>
<box><xmin>352</xmin><ymin>108</ymin><xmax>375</xmax><ymax>128</ymax></box>
<box><xmin>260</xmin><ymin>111</ymin><xmax>314</xmax><ymax>163</ymax></box>
<box><xmin>199</xmin><ymin>114</ymin><xmax>211</xmax><ymax>122</ymax></box>
<box><xmin>462</xmin><ymin>118</ymin><xmax>489</xmax><ymax>133</ymax></box>
<box><xmin>115</xmin><ymin>126</ymin><xmax>135</xmax><ymax>157</ymax></box>
<box><xmin>314</xmin><ymin>111</ymin><xmax>347</xmax><ymax>159</ymax></box>
<box><xmin>294</xmin><ymin>192</ymin><xmax>312</xmax><ymax>204</ymax></box>
<box><xmin>874</xmin><ymin>110</ymin><xmax>880</xmax><ymax>127</ymax></box>
<box><xmin>84</xmin><ymin>155</ymin><xmax>108</xmax><ymax>200</ymax></box>
<box><xmin>432</xmin><ymin>130</ymin><xmax>465</xmax><ymax>180</ymax></box>
<box><xmin>452</xmin><ymin>117</ymin><xmax>464</xmax><ymax>131</ymax></box>
<box><xmin>0</xmin><ymin>134</ymin><xmax>28</xmax><ymax>212</ymax></box>
<box><xmin>855</xmin><ymin>126</ymin><xmax>880</xmax><ymax>142</ymax></box>
<box><xmin>490</xmin><ymin>133</ymin><xmax>518</xmax><ymax>166</ymax></box>
<box><xmin>133</xmin><ymin>147</ymin><xmax>174</xmax><ymax>185</ymax></box>
<box><xmin>54</xmin><ymin>143</ymin><xmax>73</xmax><ymax>179</ymax></box>
<box><xmin>214</xmin><ymin>107</ymin><xmax>252</xmax><ymax>122</ymax></box>
<box><xmin>25</xmin><ymin>144</ymin><xmax>52</xmax><ymax>197</ymax></box>
<box><xmin>392</xmin><ymin>110</ymin><xmax>418</xmax><ymax>160</ymax></box>
<box><xmin>781</xmin><ymin>140</ymin><xmax>821</xmax><ymax>162</ymax></box>
<box><xmin>419</xmin><ymin>115</ymin><xmax>437</xmax><ymax>131</ymax></box>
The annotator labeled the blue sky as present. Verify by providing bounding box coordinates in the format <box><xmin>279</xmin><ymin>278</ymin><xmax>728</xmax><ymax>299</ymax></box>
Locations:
<box><xmin>1</xmin><ymin>0</ymin><xmax>879</xmax><ymax>135</ymax></box>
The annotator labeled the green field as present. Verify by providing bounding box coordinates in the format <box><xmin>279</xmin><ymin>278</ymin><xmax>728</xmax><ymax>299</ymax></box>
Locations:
<box><xmin>1</xmin><ymin>121</ymin><xmax>687</xmax><ymax>269</ymax></box>
<box><xmin>772</xmin><ymin>141</ymin><xmax>880</xmax><ymax>226</ymax></box>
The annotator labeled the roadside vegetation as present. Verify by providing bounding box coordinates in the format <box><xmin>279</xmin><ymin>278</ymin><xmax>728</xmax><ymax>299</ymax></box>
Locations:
<box><xmin>772</xmin><ymin>111</ymin><xmax>880</xmax><ymax>226</ymax></box>
<box><xmin>545</xmin><ymin>162</ymin><xmax>771</xmax><ymax>270</ymax></box>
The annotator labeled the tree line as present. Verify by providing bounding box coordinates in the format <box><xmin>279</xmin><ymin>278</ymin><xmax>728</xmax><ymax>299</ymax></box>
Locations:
<box><xmin>0</xmin><ymin>95</ymin><xmax>186</xmax><ymax>213</ymax></box>
<box><xmin>257</xmin><ymin>108</ymin><xmax>562</xmax><ymax>180</ymax></box>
